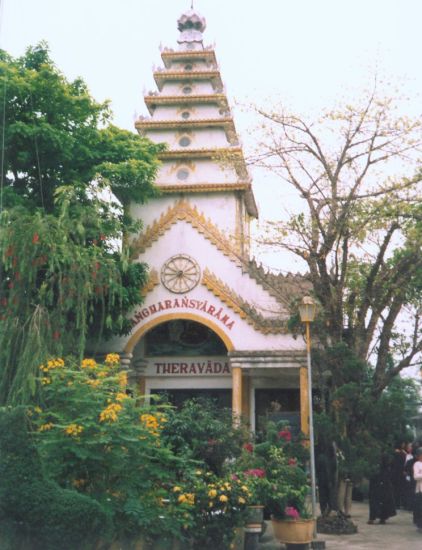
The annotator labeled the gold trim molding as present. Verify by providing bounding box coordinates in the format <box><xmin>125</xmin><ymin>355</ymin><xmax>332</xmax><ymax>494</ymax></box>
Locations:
<box><xmin>130</xmin><ymin>199</ymin><xmax>243</xmax><ymax>261</ymax></box>
<box><xmin>201</xmin><ymin>268</ymin><xmax>288</xmax><ymax>335</ymax></box>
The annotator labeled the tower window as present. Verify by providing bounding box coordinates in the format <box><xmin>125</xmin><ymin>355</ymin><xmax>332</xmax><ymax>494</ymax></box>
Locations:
<box><xmin>179</xmin><ymin>137</ymin><xmax>191</xmax><ymax>147</ymax></box>
<box><xmin>184</xmin><ymin>64</ymin><xmax>193</xmax><ymax>71</ymax></box>
<box><xmin>177</xmin><ymin>168</ymin><xmax>190</xmax><ymax>181</ymax></box>
<box><xmin>182</xmin><ymin>85</ymin><xmax>193</xmax><ymax>95</ymax></box>
<box><xmin>181</xmin><ymin>111</ymin><xmax>191</xmax><ymax>119</ymax></box>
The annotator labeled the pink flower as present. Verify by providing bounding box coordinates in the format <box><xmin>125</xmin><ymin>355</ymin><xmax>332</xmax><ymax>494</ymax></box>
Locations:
<box><xmin>244</xmin><ymin>468</ymin><xmax>266</xmax><ymax>478</ymax></box>
<box><xmin>278</xmin><ymin>429</ymin><xmax>291</xmax><ymax>442</ymax></box>
<box><xmin>285</xmin><ymin>506</ymin><xmax>300</xmax><ymax>520</ymax></box>
<box><xmin>243</xmin><ymin>442</ymin><xmax>254</xmax><ymax>453</ymax></box>
<box><xmin>231</xmin><ymin>474</ymin><xmax>239</xmax><ymax>481</ymax></box>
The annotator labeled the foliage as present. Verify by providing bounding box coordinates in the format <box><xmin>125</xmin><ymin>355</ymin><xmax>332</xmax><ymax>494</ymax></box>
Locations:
<box><xmin>253</xmin><ymin>89</ymin><xmax>422</xmax><ymax>394</ymax></box>
<box><xmin>313</xmin><ymin>343</ymin><xmax>420</xmax><ymax>482</ymax></box>
<box><xmin>230</xmin><ymin>422</ymin><xmax>310</xmax><ymax>519</ymax></box>
<box><xmin>0</xmin><ymin>43</ymin><xmax>162</xmax><ymax>405</ymax></box>
<box><xmin>0</xmin><ymin>407</ymin><xmax>111</xmax><ymax>550</ymax></box>
<box><xmin>167</xmin><ymin>470</ymin><xmax>250</xmax><ymax>550</ymax></box>
<box><xmin>31</xmin><ymin>354</ymin><xmax>194</xmax><ymax>543</ymax></box>
<box><xmin>252</xmin><ymin>88</ymin><xmax>422</xmax><ymax>510</ymax></box>
<box><xmin>161</xmin><ymin>397</ymin><xmax>249</xmax><ymax>475</ymax></box>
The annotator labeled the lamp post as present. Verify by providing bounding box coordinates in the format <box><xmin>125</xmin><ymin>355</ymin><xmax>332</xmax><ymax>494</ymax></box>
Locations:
<box><xmin>299</xmin><ymin>296</ymin><xmax>317</xmax><ymax>530</ymax></box>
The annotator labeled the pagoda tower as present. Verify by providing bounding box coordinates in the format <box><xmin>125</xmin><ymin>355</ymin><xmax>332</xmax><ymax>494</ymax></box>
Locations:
<box><xmin>135</xmin><ymin>7</ymin><xmax>257</xmax><ymax>259</ymax></box>
<box><xmin>109</xmin><ymin>7</ymin><xmax>311</xmax><ymax>433</ymax></box>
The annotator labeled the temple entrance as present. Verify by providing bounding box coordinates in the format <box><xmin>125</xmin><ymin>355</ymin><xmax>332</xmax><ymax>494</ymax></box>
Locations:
<box><xmin>255</xmin><ymin>388</ymin><xmax>300</xmax><ymax>435</ymax></box>
<box><xmin>133</xmin><ymin>318</ymin><xmax>231</xmax><ymax>409</ymax></box>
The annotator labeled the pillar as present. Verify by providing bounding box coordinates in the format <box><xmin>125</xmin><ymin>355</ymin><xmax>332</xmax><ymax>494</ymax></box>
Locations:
<box><xmin>300</xmin><ymin>366</ymin><xmax>309</xmax><ymax>437</ymax></box>
<box><xmin>232</xmin><ymin>366</ymin><xmax>242</xmax><ymax>425</ymax></box>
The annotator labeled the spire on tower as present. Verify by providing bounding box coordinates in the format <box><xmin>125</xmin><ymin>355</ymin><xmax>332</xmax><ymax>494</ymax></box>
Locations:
<box><xmin>177</xmin><ymin>4</ymin><xmax>206</xmax><ymax>49</ymax></box>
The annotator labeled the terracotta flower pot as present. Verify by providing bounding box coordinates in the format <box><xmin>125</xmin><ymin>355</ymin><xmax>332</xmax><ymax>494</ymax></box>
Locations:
<box><xmin>271</xmin><ymin>517</ymin><xmax>315</xmax><ymax>544</ymax></box>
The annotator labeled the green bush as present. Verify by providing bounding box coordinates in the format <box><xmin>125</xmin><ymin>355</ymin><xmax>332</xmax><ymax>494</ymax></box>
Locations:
<box><xmin>0</xmin><ymin>407</ymin><xmax>112</xmax><ymax>549</ymax></box>
<box><xmin>161</xmin><ymin>398</ymin><xmax>248</xmax><ymax>474</ymax></box>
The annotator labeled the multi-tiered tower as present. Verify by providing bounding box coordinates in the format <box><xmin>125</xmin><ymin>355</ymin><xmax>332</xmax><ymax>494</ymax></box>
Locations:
<box><xmin>135</xmin><ymin>8</ymin><xmax>257</xmax><ymax>260</ymax></box>
<box><xmin>110</xmin><ymin>8</ymin><xmax>310</xmax><ymax>432</ymax></box>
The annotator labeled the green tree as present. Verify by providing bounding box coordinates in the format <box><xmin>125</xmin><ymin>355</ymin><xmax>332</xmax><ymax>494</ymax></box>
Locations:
<box><xmin>251</xmin><ymin>88</ymin><xmax>422</xmax><ymax>512</ymax></box>
<box><xmin>0</xmin><ymin>44</ymin><xmax>163</xmax><ymax>405</ymax></box>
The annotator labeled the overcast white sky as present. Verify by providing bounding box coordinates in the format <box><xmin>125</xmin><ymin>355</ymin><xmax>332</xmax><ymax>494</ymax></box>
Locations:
<box><xmin>1</xmin><ymin>0</ymin><xmax>422</xmax><ymax>271</ymax></box>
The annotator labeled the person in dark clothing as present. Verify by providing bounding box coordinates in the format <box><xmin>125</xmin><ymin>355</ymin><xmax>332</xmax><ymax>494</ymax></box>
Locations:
<box><xmin>315</xmin><ymin>440</ymin><xmax>338</xmax><ymax>516</ymax></box>
<box><xmin>404</xmin><ymin>443</ymin><xmax>417</xmax><ymax>511</ymax></box>
<box><xmin>391</xmin><ymin>442</ymin><xmax>407</xmax><ymax>508</ymax></box>
<box><xmin>412</xmin><ymin>447</ymin><xmax>422</xmax><ymax>531</ymax></box>
<box><xmin>368</xmin><ymin>454</ymin><xmax>397</xmax><ymax>524</ymax></box>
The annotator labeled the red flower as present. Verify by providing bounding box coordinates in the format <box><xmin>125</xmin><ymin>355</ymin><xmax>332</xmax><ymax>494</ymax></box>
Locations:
<box><xmin>244</xmin><ymin>468</ymin><xmax>266</xmax><ymax>478</ymax></box>
<box><xmin>288</xmin><ymin>457</ymin><xmax>297</xmax><ymax>466</ymax></box>
<box><xmin>278</xmin><ymin>429</ymin><xmax>291</xmax><ymax>442</ymax></box>
<box><xmin>32</xmin><ymin>233</ymin><xmax>39</xmax><ymax>244</ymax></box>
<box><xmin>243</xmin><ymin>442</ymin><xmax>254</xmax><ymax>453</ymax></box>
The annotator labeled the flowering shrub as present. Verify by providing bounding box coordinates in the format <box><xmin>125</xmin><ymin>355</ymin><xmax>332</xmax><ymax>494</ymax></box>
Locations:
<box><xmin>32</xmin><ymin>354</ymin><xmax>194</xmax><ymax>543</ymax></box>
<box><xmin>167</xmin><ymin>470</ymin><xmax>250</xmax><ymax>549</ymax></box>
<box><xmin>231</xmin><ymin>421</ymin><xmax>311</xmax><ymax>519</ymax></box>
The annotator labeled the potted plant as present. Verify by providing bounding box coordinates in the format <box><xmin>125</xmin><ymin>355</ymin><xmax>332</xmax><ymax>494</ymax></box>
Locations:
<box><xmin>238</xmin><ymin>423</ymin><xmax>314</xmax><ymax>545</ymax></box>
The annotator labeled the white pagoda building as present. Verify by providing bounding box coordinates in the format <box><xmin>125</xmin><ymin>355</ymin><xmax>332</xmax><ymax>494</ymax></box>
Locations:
<box><xmin>109</xmin><ymin>7</ymin><xmax>311</xmax><ymax>433</ymax></box>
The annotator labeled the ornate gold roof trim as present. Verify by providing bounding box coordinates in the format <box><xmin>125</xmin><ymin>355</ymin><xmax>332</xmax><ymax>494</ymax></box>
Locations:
<box><xmin>140</xmin><ymin>269</ymin><xmax>160</xmax><ymax>297</ymax></box>
<box><xmin>157</xmin><ymin>147</ymin><xmax>242</xmax><ymax>159</ymax></box>
<box><xmin>135</xmin><ymin>117</ymin><xmax>234</xmax><ymax>130</ymax></box>
<box><xmin>144</xmin><ymin>94</ymin><xmax>229</xmax><ymax>114</ymax></box>
<box><xmin>201</xmin><ymin>268</ymin><xmax>288</xmax><ymax>334</ymax></box>
<box><xmin>153</xmin><ymin>70</ymin><xmax>222</xmax><ymax>90</ymax></box>
<box><xmin>130</xmin><ymin>199</ymin><xmax>243</xmax><ymax>261</ymax></box>
<box><xmin>158</xmin><ymin>183</ymin><xmax>252</xmax><ymax>193</ymax></box>
<box><xmin>161</xmin><ymin>49</ymin><xmax>217</xmax><ymax>67</ymax></box>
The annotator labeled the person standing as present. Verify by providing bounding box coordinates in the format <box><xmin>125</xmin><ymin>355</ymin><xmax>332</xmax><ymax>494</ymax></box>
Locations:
<box><xmin>391</xmin><ymin>442</ymin><xmax>407</xmax><ymax>508</ymax></box>
<box><xmin>368</xmin><ymin>454</ymin><xmax>396</xmax><ymax>525</ymax></box>
<box><xmin>413</xmin><ymin>447</ymin><xmax>422</xmax><ymax>532</ymax></box>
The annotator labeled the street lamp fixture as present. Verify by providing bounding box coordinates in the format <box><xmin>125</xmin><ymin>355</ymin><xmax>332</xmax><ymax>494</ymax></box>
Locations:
<box><xmin>299</xmin><ymin>296</ymin><xmax>318</xmax><ymax>534</ymax></box>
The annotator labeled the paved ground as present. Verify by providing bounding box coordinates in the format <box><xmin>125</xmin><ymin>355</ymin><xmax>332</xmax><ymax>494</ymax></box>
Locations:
<box><xmin>257</xmin><ymin>501</ymin><xmax>422</xmax><ymax>550</ymax></box>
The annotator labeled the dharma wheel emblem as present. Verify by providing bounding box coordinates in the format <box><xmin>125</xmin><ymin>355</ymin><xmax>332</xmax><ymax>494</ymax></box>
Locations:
<box><xmin>161</xmin><ymin>254</ymin><xmax>201</xmax><ymax>294</ymax></box>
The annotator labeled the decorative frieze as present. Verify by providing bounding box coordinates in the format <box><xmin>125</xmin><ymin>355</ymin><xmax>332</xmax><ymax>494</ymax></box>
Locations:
<box><xmin>130</xmin><ymin>199</ymin><xmax>243</xmax><ymax>260</ymax></box>
<box><xmin>201</xmin><ymin>268</ymin><xmax>288</xmax><ymax>334</ymax></box>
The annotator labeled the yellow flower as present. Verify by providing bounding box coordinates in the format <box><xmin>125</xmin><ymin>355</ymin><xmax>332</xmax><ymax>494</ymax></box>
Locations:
<box><xmin>81</xmin><ymin>358</ymin><xmax>97</xmax><ymax>369</ymax></box>
<box><xmin>116</xmin><ymin>392</ymin><xmax>129</xmax><ymax>401</ymax></box>
<box><xmin>178</xmin><ymin>494</ymin><xmax>187</xmax><ymax>504</ymax></box>
<box><xmin>38</xmin><ymin>422</ymin><xmax>54</xmax><ymax>432</ymax></box>
<box><xmin>64</xmin><ymin>424</ymin><xmax>84</xmax><ymax>437</ymax></box>
<box><xmin>99</xmin><ymin>402</ymin><xmax>122</xmax><ymax>423</ymax></box>
<box><xmin>118</xmin><ymin>371</ymin><xmax>128</xmax><ymax>388</ymax></box>
<box><xmin>34</xmin><ymin>406</ymin><xmax>42</xmax><ymax>414</ymax></box>
<box><xmin>208</xmin><ymin>502</ymin><xmax>214</xmax><ymax>508</ymax></box>
<box><xmin>173</xmin><ymin>486</ymin><xmax>182</xmax><ymax>493</ymax></box>
<box><xmin>219</xmin><ymin>495</ymin><xmax>228</xmax><ymax>503</ymax></box>
<box><xmin>41</xmin><ymin>377</ymin><xmax>51</xmax><ymax>385</ymax></box>
<box><xmin>195</xmin><ymin>469</ymin><xmax>202</xmax><ymax>475</ymax></box>
<box><xmin>238</xmin><ymin>497</ymin><xmax>246</xmax><ymax>505</ymax></box>
<box><xmin>224</xmin><ymin>482</ymin><xmax>232</xmax><ymax>490</ymax></box>
<box><xmin>105</xmin><ymin>353</ymin><xmax>120</xmax><ymax>365</ymax></box>
<box><xmin>86</xmin><ymin>379</ymin><xmax>101</xmax><ymax>388</ymax></box>
<box><xmin>208</xmin><ymin>489</ymin><xmax>217</xmax><ymax>498</ymax></box>
<box><xmin>241</xmin><ymin>485</ymin><xmax>249</xmax><ymax>492</ymax></box>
